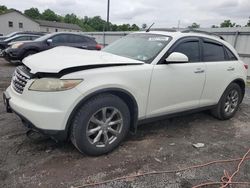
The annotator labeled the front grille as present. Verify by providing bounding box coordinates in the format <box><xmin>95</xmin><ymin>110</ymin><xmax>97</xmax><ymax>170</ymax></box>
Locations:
<box><xmin>12</xmin><ymin>67</ymin><xmax>30</xmax><ymax>94</ymax></box>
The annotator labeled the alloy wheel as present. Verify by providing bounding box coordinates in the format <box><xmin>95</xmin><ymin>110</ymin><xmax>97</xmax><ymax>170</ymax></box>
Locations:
<box><xmin>86</xmin><ymin>107</ymin><xmax>123</xmax><ymax>148</ymax></box>
<box><xmin>224</xmin><ymin>89</ymin><xmax>239</xmax><ymax>115</ymax></box>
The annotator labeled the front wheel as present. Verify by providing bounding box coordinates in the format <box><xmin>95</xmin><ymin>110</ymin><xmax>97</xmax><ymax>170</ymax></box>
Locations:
<box><xmin>211</xmin><ymin>83</ymin><xmax>242</xmax><ymax>120</ymax></box>
<box><xmin>70</xmin><ymin>94</ymin><xmax>130</xmax><ymax>156</ymax></box>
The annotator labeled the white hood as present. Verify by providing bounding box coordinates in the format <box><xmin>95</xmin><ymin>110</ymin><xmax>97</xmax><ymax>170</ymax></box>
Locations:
<box><xmin>23</xmin><ymin>46</ymin><xmax>144</xmax><ymax>74</ymax></box>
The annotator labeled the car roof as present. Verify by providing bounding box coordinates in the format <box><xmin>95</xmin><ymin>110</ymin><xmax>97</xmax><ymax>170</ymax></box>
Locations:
<box><xmin>50</xmin><ymin>32</ymin><xmax>89</xmax><ymax>36</ymax></box>
<box><xmin>4</xmin><ymin>34</ymin><xmax>41</xmax><ymax>41</ymax></box>
<box><xmin>46</xmin><ymin>32</ymin><xmax>96</xmax><ymax>40</ymax></box>
<box><xmin>133</xmin><ymin>30</ymin><xmax>240</xmax><ymax>59</ymax></box>
<box><xmin>134</xmin><ymin>30</ymin><xmax>226</xmax><ymax>44</ymax></box>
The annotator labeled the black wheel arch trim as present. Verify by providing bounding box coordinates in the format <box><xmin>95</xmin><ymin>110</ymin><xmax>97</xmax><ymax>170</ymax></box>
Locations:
<box><xmin>230</xmin><ymin>78</ymin><xmax>246</xmax><ymax>103</ymax></box>
<box><xmin>65</xmin><ymin>88</ymin><xmax>139</xmax><ymax>139</ymax></box>
<box><xmin>219</xmin><ymin>78</ymin><xmax>246</xmax><ymax>104</ymax></box>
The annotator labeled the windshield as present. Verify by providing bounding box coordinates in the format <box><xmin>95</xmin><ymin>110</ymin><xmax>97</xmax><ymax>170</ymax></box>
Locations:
<box><xmin>34</xmin><ymin>33</ymin><xmax>54</xmax><ymax>41</ymax></box>
<box><xmin>4</xmin><ymin>35</ymin><xmax>20</xmax><ymax>42</ymax></box>
<box><xmin>102</xmin><ymin>34</ymin><xmax>171</xmax><ymax>63</ymax></box>
<box><xmin>2</xmin><ymin>32</ymin><xmax>17</xmax><ymax>38</ymax></box>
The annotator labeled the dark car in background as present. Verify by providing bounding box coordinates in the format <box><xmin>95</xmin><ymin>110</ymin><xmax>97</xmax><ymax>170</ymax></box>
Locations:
<box><xmin>4</xmin><ymin>32</ymin><xmax>102</xmax><ymax>64</ymax></box>
<box><xmin>0</xmin><ymin>31</ymin><xmax>45</xmax><ymax>41</ymax></box>
<box><xmin>0</xmin><ymin>34</ymin><xmax>42</xmax><ymax>57</ymax></box>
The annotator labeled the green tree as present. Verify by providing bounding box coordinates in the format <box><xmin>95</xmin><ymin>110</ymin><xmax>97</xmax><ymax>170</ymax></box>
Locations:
<box><xmin>42</xmin><ymin>9</ymin><xmax>60</xmax><ymax>21</ymax></box>
<box><xmin>0</xmin><ymin>5</ymin><xmax>141</xmax><ymax>32</ymax></box>
<box><xmin>86</xmin><ymin>16</ymin><xmax>106</xmax><ymax>31</ymax></box>
<box><xmin>110</xmin><ymin>24</ymin><xmax>118</xmax><ymax>31</ymax></box>
<box><xmin>0</xmin><ymin>5</ymin><xmax>8</xmax><ymax>14</ymax></box>
<box><xmin>118</xmin><ymin>24</ymin><xmax>130</xmax><ymax>31</ymax></box>
<box><xmin>130</xmin><ymin>24</ymin><xmax>140</xmax><ymax>31</ymax></box>
<box><xmin>57</xmin><ymin>15</ymin><xmax>64</xmax><ymax>22</ymax></box>
<box><xmin>220</xmin><ymin>20</ymin><xmax>236</xmax><ymax>27</ymax></box>
<box><xmin>211</xmin><ymin>25</ymin><xmax>219</xmax><ymax>28</ymax></box>
<box><xmin>188</xmin><ymin>22</ymin><xmax>200</xmax><ymax>29</ymax></box>
<box><xmin>77</xmin><ymin>18</ymin><xmax>95</xmax><ymax>31</ymax></box>
<box><xmin>64</xmin><ymin>13</ymin><xmax>78</xmax><ymax>24</ymax></box>
<box><xmin>24</xmin><ymin>8</ymin><xmax>41</xmax><ymax>19</ymax></box>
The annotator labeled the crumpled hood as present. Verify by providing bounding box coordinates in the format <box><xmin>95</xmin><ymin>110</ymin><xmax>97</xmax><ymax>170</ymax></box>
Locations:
<box><xmin>23</xmin><ymin>46</ymin><xmax>144</xmax><ymax>74</ymax></box>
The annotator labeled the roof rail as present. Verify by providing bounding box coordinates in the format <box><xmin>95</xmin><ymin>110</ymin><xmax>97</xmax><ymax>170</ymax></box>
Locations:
<box><xmin>148</xmin><ymin>28</ymin><xmax>178</xmax><ymax>32</ymax></box>
<box><xmin>181</xmin><ymin>29</ymin><xmax>224</xmax><ymax>40</ymax></box>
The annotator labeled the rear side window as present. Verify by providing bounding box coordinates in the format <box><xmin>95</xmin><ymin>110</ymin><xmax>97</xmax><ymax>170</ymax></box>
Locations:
<box><xmin>11</xmin><ymin>36</ymin><xmax>31</xmax><ymax>42</ymax></box>
<box><xmin>203</xmin><ymin>42</ymin><xmax>225</xmax><ymax>62</ymax></box>
<box><xmin>173</xmin><ymin>41</ymin><xmax>200</xmax><ymax>62</ymax></box>
<box><xmin>225</xmin><ymin>47</ymin><xmax>237</xmax><ymax>61</ymax></box>
<box><xmin>69</xmin><ymin>35</ymin><xmax>87</xmax><ymax>43</ymax></box>
<box><xmin>30</xmin><ymin>36</ymin><xmax>39</xmax><ymax>40</ymax></box>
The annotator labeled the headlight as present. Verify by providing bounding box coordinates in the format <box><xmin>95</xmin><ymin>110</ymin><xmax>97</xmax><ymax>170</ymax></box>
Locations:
<box><xmin>11</xmin><ymin>42</ymin><xmax>23</xmax><ymax>49</ymax></box>
<box><xmin>29</xmin><ymin>78</ymin><xmax>83</xmax><ymax>91</ymax></box>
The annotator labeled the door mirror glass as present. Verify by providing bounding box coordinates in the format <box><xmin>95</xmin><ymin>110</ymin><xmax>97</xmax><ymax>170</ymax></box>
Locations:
<box><xmin>165</xmin><ymin>52</ymin><xmax>189</xmax><ymax>63</ymax></box>
<box><xmin>47</xmin><ymin>39</ymin><xmax>52</xmax><ymax>44</ymax></box>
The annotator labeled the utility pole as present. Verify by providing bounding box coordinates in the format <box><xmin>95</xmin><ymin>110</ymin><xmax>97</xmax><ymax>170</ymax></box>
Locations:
<box><xmin>104</xmin><ymin>0</ymin><xmax>110</xmax><ymax>46</ymax></box>
<box><xmin>106</xmin><ymin>0</ymin><xmax>110</xmax><ymax>31</ymax></box>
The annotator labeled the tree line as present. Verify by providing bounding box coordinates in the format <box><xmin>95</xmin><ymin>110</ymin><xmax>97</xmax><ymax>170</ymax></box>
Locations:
<box><xmin>1</xmin><ymin>5</ymin><xmax>250</xmax><ymax>31</ymax></box>
<box><xmin>188</xmin><ymin>18</ymin><xmax>250</xmax><ymax>29</ymax></box>
<box><xmin>0</xmin><ymin>5</ymin><xmax>140</xmax><ymax>32</ymax></box>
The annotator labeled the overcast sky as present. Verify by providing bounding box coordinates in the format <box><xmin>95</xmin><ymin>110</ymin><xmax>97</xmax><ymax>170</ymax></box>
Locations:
<box><xmin>0</xmin><ymin>0</ymin><xmax>249</xmax><ymax>28</ymax></box>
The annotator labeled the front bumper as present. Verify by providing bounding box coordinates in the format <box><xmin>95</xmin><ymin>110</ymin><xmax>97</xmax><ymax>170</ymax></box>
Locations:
<box><xmin>4</xmin><ymin>84</ymin><xmax>83</xmax><ymax>141</ymax></box>
<box><xmin>4</xmin><ymin>48</ymin><xmax>23</xmax><ymax>63</ymax></box>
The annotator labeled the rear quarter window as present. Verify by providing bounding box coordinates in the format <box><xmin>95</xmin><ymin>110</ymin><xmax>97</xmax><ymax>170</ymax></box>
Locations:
<box><xmin>69</xmin><ymin>35</ymin><xmax>88</xmax><ymax>43</ymax></box>
<box><xmin>203</xmin><ymin>42</ymin><xmax>225</xmax><ymax>62</ymax></box>
<box><xmin>225</xmin><ymin>47</ymin><xmax>238</xmax><ymax>61</ymax></box>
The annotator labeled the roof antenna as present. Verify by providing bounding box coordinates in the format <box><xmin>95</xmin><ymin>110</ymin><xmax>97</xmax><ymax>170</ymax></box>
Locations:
<box><xmin>146</xmin><ymin>23</ymin><xmax>155</xmax><ymax>32</ymax></box>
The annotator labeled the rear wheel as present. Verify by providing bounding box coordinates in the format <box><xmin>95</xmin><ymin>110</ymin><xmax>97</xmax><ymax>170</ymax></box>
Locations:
<box><xmin>211</xmin><ymin>83</ymin><xmax>242</xmax><ymax>120</ymax></box>
<box><xmin>71</xmin><ymin>94</ymin><xmax>130</xmax><ymax>156</ymax></box>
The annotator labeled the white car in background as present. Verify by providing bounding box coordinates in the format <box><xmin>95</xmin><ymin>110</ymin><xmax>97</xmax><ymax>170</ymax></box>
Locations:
<box><xmin>3</xmin><ymin>30</ymin><xmax>248</xmax><ymax>156</ymax></box>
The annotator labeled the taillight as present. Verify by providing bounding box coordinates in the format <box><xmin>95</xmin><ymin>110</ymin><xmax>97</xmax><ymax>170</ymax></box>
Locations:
<box><xmin>244</xmin><ymin>64</ymin><xmax>248</xmax><ymax>70</ymax></box>
<box><xmin>96</xmin><ymin>44</ymin><xmax>102</xmax><ymax>50</ymax></box>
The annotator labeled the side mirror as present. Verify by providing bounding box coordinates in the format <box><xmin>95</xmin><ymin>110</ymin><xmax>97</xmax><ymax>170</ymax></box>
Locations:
<box><xmin>47</xmin><ymin>39</ymin><xmax>52</xmax><ymax>44</ymax></box>
<box><xmin>165</xmin><ymin>52</ymin><xmax>188</xmax><ymax>63</ymax></box>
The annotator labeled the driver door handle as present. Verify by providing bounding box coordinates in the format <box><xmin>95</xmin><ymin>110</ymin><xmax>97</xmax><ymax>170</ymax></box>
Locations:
<box><xmin>227</xmin><ymin>67</ymin><xmax>235</xmax><ymax>71</ymax></box>
<box><xmin>194</xmin><ymin>68</ymin><xmax>205</xmax><ymax>74</ymax></box>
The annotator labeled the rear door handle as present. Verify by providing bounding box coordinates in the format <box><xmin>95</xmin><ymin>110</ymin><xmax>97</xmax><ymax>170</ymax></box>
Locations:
<box><xmin>194</xmin><ymin>68</ymin><xmax>205</xmax><ymax>74</ymax></box>
<box><xmin>227</xmin><ymin>67</ymin><xmax>235</xmax><ymax>71</ymax></box>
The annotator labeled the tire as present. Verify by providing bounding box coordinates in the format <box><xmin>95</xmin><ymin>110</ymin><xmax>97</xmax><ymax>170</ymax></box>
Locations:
<box><xmin>211</xmin><ymin>83</ymin><xmax>242</xmax><ymax>120</ymax></box>
<box><xmin>22</xmin><ymin>50</ymin><xmax>37</xmax><ymax>60</ymax></box>
<box><xmin>70</xmin><ymin>94</ymin><xmax>130</xmax><ymax>156</ymax></box>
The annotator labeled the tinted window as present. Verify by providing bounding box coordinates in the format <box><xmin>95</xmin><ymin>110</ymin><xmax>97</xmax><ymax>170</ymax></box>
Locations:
<box><xmin>69</xmin><ymin>35</ymin><xmax>87</xmax><ymax>43</ymax></box>
<box><xmin>203</xmin><ymin>42</ymin><xmax>225</xmax><ymax>62</ymax></box>
<box><xmin>30</xmin><ymin>36</ymin><xmax>39</xmax><ymax>40</ymax></box>
<box><xmin>52</xmin><ymin>35</ymin><xmax>67</xmax><ymax>43</ymax></box>
<box><xmin>11</xmin><ymin>36</ymin><xmax>31</xmax><ymax>42</ymax></box>
<box><xmin>173</xmin><ymin>41</ymin><xmax>200</xmax><ymax>62</ymax></box>
<box><xmin>225</xmin><ymin>47</ymin><xmax>237</xmax><ymax>61</ymax></box>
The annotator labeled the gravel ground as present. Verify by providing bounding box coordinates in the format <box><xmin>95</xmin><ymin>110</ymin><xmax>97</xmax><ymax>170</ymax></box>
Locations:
<box><xmin>0</xmin><ymin>58</ymin><xmax>250</xmax><ymax>188</ymax></box>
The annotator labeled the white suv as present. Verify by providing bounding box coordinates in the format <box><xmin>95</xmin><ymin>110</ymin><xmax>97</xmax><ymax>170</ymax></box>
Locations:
<box><xmin>3</xmin><ymin>30</ymin><xmax>248</xmax><ymax>156</ymax></box>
